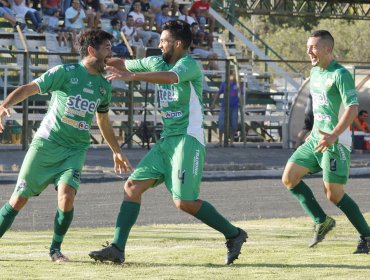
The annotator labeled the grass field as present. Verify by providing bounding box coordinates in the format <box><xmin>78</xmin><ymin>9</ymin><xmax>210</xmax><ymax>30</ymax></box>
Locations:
<box><xmin>1</xmin><ymin>214</ymin><xmax>369</xmax><ymax>280</ymax></box>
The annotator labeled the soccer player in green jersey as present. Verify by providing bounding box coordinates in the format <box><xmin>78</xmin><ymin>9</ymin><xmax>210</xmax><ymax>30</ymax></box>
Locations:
<box><xmin>282</xmin><ymin>30</ymin><xmax>370</xmax><ymax>253</ymax></box>
<box><xmin>0</xmin><ymin>30</ymin><xmax>133</xmax><ymax>262</ymax></box>
<box><xmin>89</xmin><ymin>20</ymin><xmax>247</xmax><ymax>265</ymax></box>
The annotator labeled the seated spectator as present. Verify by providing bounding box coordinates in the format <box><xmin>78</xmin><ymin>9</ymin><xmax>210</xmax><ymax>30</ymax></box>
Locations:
<box><xmin>155</xmin><ymin>4</ymin><xmax>172</xmax><ymax>33</ymax></box>
<box><xmin>82</xmin><ymin>0</ymin><xmax>100</xmax><ymax>29</ymax></box>
<box><xmin>140</xmin><ymin>0</ymin><xmax>154</xmax><ymax>31</ymax></box>
<box><xmin>47</xmin><ymin>10</ymin><xmax>69</xmax><ymax>47</ymax></box>
<box><xmin>41</xmin><ymin>0</ymin><xmax>61</xmax><ymax>16</ymax></box>
<box><xmin>10</xmin><ymin>0</ymin><xmax>44</xmax><ymax>32</ymax></box>
<box><xmin>351</xmin><ymin>110</ymin><xmax>370</xmax><ymax>133</ymax></box>
<box><xmin>65</xmin><ymin>0</ymin><xmax>85</xmax><ymax>51</ymax></box>
<box><xmin>108</xmin><ymin>18</ymin><xmax>128</xmax><ymax>56</ymax></box>
<box><xmin>121</xmin><ymin>14</ymin><xmax>143</xmax><ymax>48</ymax></box>
<box><xmin>149</xmin><ymin>0</ymin><xmax>176</xmax><ymax>16</ymax></box>
<box><xmin>190</xmin><ymin>22</ymin><xmax>218</xmax><ymax>70</ymax></box>
<box><xmin>178</xmin><ymin>4</ymin><xmax>196</xmax><ymax>25</ymax></box>
<box><xmin>0</xmin><ymin>0</ymin><xmax>26</xmax><ymax>31</ymax></box>
<box><xmin>188</xmin><ymin>0</ymin><xmax>214</xmax><ymax>33</ymax></box>
<box><xmin>129</xmin><ymin>0</ymin><xmax>159</xmax><ymax>47</ymax></box>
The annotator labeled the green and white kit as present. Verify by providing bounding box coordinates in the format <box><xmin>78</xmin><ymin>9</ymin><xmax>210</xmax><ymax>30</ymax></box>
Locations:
<box><xmin>125</xmin><ymin>55</ymin><xmax>206</xmax><ymax>200</ymax></box>
<box><xmin>14</xmin><ymin>63</ymin><xmax>112</xmax><ymax>197</ymax></box>
<box><xmin>289</xmin><ymin>60</ymin><xmax>359</xmax><ymax>184</ymax></box>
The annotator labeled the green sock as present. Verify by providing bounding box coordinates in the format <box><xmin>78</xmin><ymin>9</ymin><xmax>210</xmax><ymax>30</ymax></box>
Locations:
<box><xmin>336</xmin><ymin>193</ymin><xmax>370</xmax><ymax>237</ymax></box>
<box><xmin>0</xmin><ymin>202</ymin><xmax>19</xmax><ymax>238</ymax></box>
<box><xmin>50</xmin><ymin>208</ymin><xmax>74</xmax><ymax>251</ymax></box>
<box><xmin>112</xmin><ymin>201</ymin><xmax>141</xmax><ymax>252</ymax></box>
<box><xmin>290</xmin><ymin>181</ymin><xmax>326</xmax><ymax>224</ymax></box>
<box><xmin>194</xmin><ymin>200</ymin><xmax>239</xmax><ymax>239</ymax></box>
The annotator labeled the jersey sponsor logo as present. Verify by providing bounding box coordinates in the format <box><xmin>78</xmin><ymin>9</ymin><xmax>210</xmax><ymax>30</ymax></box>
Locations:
<box><xmin>66</xmin><ymin>95</ymin><xmax>101</xmax><ymax>115</ymax></box>
<box><xmin>65</xmin><ymin>65</ymin><xmax>76</xmax><ymax>71</ymax></box>
<box><xmin>87</xmin><ymin>81</ymin><xmax>93</xmax><ymax>88</ymax></box>
<box><xmin>312</xmin><ymin>91</ymin><xmax>329</xmax><ymax>107</ymax></box>
<box><xmin>83</xmin><ymin>87</ymin><xmax>94</xmax><ymax>94</ymax></box>
<box><xmin>99</xmin><ymin>87</ymin><xmax>107</xmax><ymax>96</ymax></box>
<box><xmin>193</xmin><ymin>149</ymin><xmax>200</xmax><ymax>176</ymax></box>
<box><xmin>315</xmin><ymin>113</ymin><xmax>331</xmax><ymax>122</ymax></box>
<box><xmin>163</xmin><ymin>111</ymin><xmax>182</xmax><ymax>118</ymax></box>
<box><xmin>66</xmin><ymin>107</ymin><xmax>86</xmax><ymax>117</ymax></box>
<box><xmin>61</xmin><ymin>116</ymin><xmax>90</xmax><ymax>130</ymax></box>
<box><xmin>70</xmin><ymin>78</ymin><xmax>79</xmax><ymax>85</ymax></box>
<box><xmin>15</xmin><ymin>179</ymin><xmax>27</xmax><ymax>193</ymax></box>
<box><xmin>158</xmin><ymin>85</ymin><xmax>178</xmax><ymax>104</ymax></box>
<box><xmin>346</xmin><ymin>89</ymin><xmax>357</xmax><ymax>97</ymax></box>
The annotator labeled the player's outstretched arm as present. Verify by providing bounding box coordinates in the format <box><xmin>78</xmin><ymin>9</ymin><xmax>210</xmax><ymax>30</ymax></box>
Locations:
<box><xmin>96</xmin><ymin>112</ymin><xmax>133</xmax><ymax>174</ymax></box>
<box><xmin>105</xmin><ymin>65</ymin><xmax>178</xmax><ymax>84</ymax></box>
<box><xmin>0</xmin><ymin>82</ymin><xmax>39</xmax><ymax>133</ymax></box>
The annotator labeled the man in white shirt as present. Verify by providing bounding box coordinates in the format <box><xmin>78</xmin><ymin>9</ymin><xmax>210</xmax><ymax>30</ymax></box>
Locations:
<box><xmin>128</xmin><ymin>0</ymin><xmax>159</xmax><ymax>47</ymax></box>
<box><xmin>65</xmin><ymin>0</ymin><xmax>86</xmax><ymax>51</ymax></box>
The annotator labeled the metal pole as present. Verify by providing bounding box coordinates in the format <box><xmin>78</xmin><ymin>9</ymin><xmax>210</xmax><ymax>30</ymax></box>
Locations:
<box><xmin>22</xmin><ymin>52</ymin><xmax>29</xmax><ymax>150</ymax></box>
<box><xmin>127</xmin><ymin>81</ymin><xmax>134</xmax><ymax>148</ymax></box>
<box><xmin>224</xmin><ymin>59</ymin><xmax>231</xmax><ymax>147</ymax></box>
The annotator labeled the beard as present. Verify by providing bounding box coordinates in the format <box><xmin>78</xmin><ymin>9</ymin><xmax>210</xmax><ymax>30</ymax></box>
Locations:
<box><xmin>162</xmin><ymin>47</ymin><xmax>174</xmax><ymax>64</ymax></box>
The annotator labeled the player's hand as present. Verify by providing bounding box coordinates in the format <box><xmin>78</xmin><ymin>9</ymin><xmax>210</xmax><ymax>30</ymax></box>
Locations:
<box><xmin>105</xmin><ymin>66</ymin><xmax>134</xmax><ymax>81</ymax></box>
<box><xmin>105</xmin><ymin>57</ymin><xmax>125</xmax><ymax>71</ymax></box>
<box><xmin>113</xmin><ymin>152</ymin><xmax>134</xmax><ymax>174</ymax></box>
<box><xmin>314</xmin><ymin>129</ymin><xmax>338</xmax><ymax>153</ymax></box>
<box><xmin>0</xmin><ymin>105</ymin><xmax>11</xmax><ymax>133</ymax></box>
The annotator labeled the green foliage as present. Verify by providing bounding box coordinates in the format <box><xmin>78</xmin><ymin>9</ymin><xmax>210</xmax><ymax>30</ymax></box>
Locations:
<box><xmin>239</xmin><ymin>16</ymin><xmax>370</xmax><ymax>62</ymax></box>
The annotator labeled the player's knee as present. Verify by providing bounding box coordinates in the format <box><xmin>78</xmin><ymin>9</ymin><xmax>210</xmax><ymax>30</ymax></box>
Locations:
<box><xmin>9</xmin><ymin>195</ymin><xmax>28</xmax><ymax>211</ymax></box>
<box><xmin>281</xmin><ymin>172</ymin><xmax>298</xmax><ymax>189</ymax></box>
<box><xmin>124</xmin><ymin>180</ymin><xmax>141</xmax><ymax>198</ymax></box>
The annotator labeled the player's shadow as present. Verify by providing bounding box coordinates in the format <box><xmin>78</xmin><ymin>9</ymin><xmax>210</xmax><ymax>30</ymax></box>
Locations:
<box><xmin>89</xmin><ymin>261</ymin><xmax>370</xmax><ymax>270</ymax></box>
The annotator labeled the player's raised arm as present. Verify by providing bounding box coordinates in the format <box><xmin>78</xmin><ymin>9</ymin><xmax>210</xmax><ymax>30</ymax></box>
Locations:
<box><xmin>0</xmin><ymin>82</ymin><xmax>39</xmax><ymax>133</ymax></box>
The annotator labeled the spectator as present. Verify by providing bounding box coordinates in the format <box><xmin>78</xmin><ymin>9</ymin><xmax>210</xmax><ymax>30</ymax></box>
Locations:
<box><xmin>65</xmin><ymin>0</ymin><xmax>85</xmax><ymax>51</ymax></box>
<box><xmin>178</xmin><ymin>4</ymin><xmax>196</xmax><ymax>25</ymax></box>
<box><xmin>155</xmin><ymin>3</ymin><xmax>172</xmax><ymax>33</ymax></box>
<box><xmin>108</xmin><ymin>18</ymin><xmax>128</xmax><ymax>56</ymax></box>
<box><xmin>121</xmin><ymin>14</ymin><xmax>143</xmax><ymax>48</ymax></box>
<box><xmin>128</xmin><ymin>0</ymin><xmax>159</xmax><ymax>47</ymax></box>
<box><xmin>10</xmin><ymin>0</ymin><xmax>44</xmax><ymax>32</ymax></box>
<box><xmin>211</xmin><ymin>71</ymin><xmax>241</xmax><ymax>147</ymax></box>
<box><xmin>82</xmin><ymin>0</ymin><xmax>100</xmax><ymax>29</ymax></box>
<box><xmin>149</xmin><ymin>0</ymin><xmax>176</xmax><ymax>16</ymax></box>
<box><xmin>351</xmin><ymin>110</ymin><xmax>370</xmax><ymax>132</ymax></box>
<box><xmin>190</xmin><ymin>22</ymin><xmax>218</xmax><ymax>70</ymax></box>
<box><xmin>41</xmin><ymin>0</ymin><xmax>61</xmax><ymax>16</ymax></box>
<box><xmin>0</xmin><ymin>0</ymin><xmax>26</xmax><ymax>31</ymax></box>
<box><xmin>47</xmin><ymin>9</ymin><xmax>69</xmax><ymax>47</ymax></box>
<box><xmin>188</xmin><ymin>0</ymin><xmax>214</xmax><ymax>33</ymax></box>
<box><xmin>140</xmin><ymin>0</ymin><xmax>154</xmax><ymax>31</ymax></box>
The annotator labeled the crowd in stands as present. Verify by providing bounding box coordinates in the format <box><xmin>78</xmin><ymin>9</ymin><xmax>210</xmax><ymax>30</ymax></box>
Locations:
<box><xmin>0</xmin><ymin>0</ymin><xmax>219</xmax><ymax>62</ymax></box>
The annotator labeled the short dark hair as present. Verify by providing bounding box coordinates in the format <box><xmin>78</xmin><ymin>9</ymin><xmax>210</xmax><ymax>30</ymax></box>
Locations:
<box><xmin>161</xmin><ymin>4</ymin><xmax>169</xmax><ymax>10</ymax></box>
<box><xmin>310</xmin><ymin>30</ymin><xmax>334</xmax><ymax>49</ymax></box>
<box><xmin>359</xmin><ymin>110</ymin><xmax>368</xmax><ymax>116</ymax></box>
<box><xmin>78</xmin><ymin>30</ymin><xmax>113</xmax><ymax>58</ymax></box>
<box><xmin>111</xmin><ymin>18</ymin><xmax>120</xmax><ymax>26</ymax></box>
<box><xmin>162</xmin><ymin>20</ymin><xmax>192</xmax><ymax>50</ymax></box>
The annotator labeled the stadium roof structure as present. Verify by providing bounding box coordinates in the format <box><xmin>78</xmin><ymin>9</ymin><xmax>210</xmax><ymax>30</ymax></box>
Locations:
<box><xmin>230</xmin><ymin>0</ymin><xmax>370</xmax><ymax>20</ymax></box>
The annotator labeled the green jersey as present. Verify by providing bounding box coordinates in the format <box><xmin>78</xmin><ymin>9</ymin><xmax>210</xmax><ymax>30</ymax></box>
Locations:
<box><xmin>309</xmin><ymin>60</ymin><xmax>358</xmax><ymax>150</ymax></box>
<box><xmin>125</xmin><ymin>55</ymin><xmax>205</xmax><ymax>145</ymax></box>
<box><xmin>34</xmin><ymin>62</ymin><xmax>112</xmax><ymax>149</ymax></box>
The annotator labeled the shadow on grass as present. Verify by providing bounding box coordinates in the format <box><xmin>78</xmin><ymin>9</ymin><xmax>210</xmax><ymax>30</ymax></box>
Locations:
<box><xmin>87</xmin><ymin>260</ymin><xmax>370</xmax><ymax>270</ymax></box>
